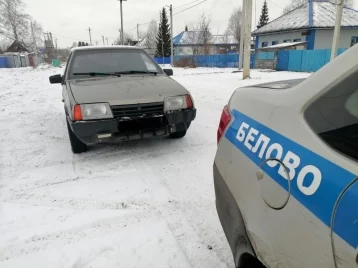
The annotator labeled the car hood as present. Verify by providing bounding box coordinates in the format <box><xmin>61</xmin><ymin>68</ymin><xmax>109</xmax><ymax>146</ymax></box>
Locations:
<box><xmin>68</xmin><ymin>75</ymin><xmax>189</xmax><ymax>105</ymax></box>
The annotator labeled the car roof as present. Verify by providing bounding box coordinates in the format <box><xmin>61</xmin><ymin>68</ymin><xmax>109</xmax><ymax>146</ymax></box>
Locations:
<box><xmin>71</xmin><ymin>45</ymin><xmax>142</xmax><ymax>52</ymax></box>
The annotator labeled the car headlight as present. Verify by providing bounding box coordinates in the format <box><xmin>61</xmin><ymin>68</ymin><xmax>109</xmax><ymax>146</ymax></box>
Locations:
<box><xmin>80</xmin><ymin>103</ymin><xmax>113</xmax><ymax>120</ymax></box>
<box><xmin>164</xmin><ymin>95</ymin><xmax>194</xmax><ymax>111</ymax></box>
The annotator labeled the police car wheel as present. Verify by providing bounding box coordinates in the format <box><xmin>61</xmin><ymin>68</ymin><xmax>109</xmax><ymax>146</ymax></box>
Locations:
<box><xmin>239</xmin><ymin>253</ymin><xmax>266</xmax><ymax>268</ymax></box>
<box><xmin>169</xmin><ymin>130</ymin><xmax>187</xmax><ymax>139</ymax></box>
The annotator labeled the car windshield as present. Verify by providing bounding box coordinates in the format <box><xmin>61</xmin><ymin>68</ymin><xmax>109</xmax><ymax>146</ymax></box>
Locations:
<box><xmin>68</xmin><ymin>49</ymin><xmax>162</xmax><ymax>79</ymax></box>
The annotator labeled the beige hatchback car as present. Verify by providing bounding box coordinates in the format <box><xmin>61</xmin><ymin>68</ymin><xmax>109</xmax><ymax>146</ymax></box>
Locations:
<box><xmin>49</xmin><ymin>46</ymin><xmax>196</xmax><ymax>153</ymax></box>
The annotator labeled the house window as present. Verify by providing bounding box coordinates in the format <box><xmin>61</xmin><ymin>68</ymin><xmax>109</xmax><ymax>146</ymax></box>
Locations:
<box><xmin>262</xmin><ymin>41</ymin><xmax>268</xmax><ymax>47</ymax></box>
<box><xmin>272</xmin><ymin>41</ymin><xmax>279</xmax><ymax>45</ymax></box>
<box><xmin>293</xmin><ymin>38</ymin><xmax>301</xmax><ymax>42</ymax></box>
<box><xmin>351</xmin><ymin>36</ymin><xmax>358</xmax><ymax>47</ymax></box>
<box><xmin>283</xmin><ymin>39</ymin><xmax>291</xmax><ymax>43</ymax></box>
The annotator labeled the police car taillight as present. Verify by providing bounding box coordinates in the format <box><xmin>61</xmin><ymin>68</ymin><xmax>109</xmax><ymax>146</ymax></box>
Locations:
<box><xmin>217</xmin><ymin>105</ymin><xmax>231</xmax><ymax>144</ymax></box>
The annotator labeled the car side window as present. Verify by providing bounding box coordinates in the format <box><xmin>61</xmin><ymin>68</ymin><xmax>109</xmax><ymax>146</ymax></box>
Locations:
<box><xmin>304</xmin><ymin>70</ymin><xmax>358</xmax><ymax>161</ymax></box>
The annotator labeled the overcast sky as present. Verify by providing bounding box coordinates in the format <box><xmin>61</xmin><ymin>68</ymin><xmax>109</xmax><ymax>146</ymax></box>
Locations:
<box><xmin>24</xmin><ymin>0</ymin><xmax>358</xmax><ymax>48</ymax></box>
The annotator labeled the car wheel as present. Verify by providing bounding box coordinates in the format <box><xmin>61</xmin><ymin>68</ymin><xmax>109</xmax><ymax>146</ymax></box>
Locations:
<box><xmin>169</xmin><ymin>130</ymin><xmax>187</xmax><ymax>139</ymax></box>
<box><xmin>239</xmin><ymin>253</ymin><xmax>266</xmax><ymax>268</ymax></box>
<box><xmin>66</xmin><ymin>120</ymin><xmax>87</xmax><ymax>154</ymax></box>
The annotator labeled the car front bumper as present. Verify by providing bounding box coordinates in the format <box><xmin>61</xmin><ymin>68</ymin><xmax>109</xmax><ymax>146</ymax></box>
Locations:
<box><xmin>67</xmin><ymin>108</ymin><xmax>196</xmax><ymax>144</ymax></box>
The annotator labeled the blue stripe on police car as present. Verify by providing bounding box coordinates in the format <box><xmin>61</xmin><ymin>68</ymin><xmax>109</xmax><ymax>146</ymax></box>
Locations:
<box><xmin>225</xmin><ymin>109</ymin><xmax>358</xmax><ymax>248</ymax></box>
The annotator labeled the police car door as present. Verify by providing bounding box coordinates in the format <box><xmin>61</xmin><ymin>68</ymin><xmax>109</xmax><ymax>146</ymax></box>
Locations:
<box><xmin>305</xmin><ymin>70</ymin><xmax>358</xmax><ymax>268</ymax></box>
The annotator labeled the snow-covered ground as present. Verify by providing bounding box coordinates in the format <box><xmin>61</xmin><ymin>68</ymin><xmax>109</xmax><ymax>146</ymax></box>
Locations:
<box><xmin>0</xmin><ymin>66</ymin><xmax>310</xmax><ymax>268</ymax></box>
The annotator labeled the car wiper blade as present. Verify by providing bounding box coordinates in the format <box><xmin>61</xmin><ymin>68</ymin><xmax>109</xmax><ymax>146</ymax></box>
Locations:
<box><xmin>73</xmin><ymin>72</ymin><xmax>122</xmax><ymax>77</ymax></box>
<box><xmin>119</xmin><ymin>71</ymin><xmax>158</xmax><ymax>75</ymax></box>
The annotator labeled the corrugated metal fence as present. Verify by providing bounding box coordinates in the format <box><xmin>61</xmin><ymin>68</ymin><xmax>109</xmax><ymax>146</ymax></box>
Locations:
<box><xmin>154</xmin><ymin>54</ymin><xmax>256</xmax><ymax>69</ymax></box>
<box><xmin>277</xmin><ymin>48</ymin><xmax>348</xmax><ymax>72</ymax></box>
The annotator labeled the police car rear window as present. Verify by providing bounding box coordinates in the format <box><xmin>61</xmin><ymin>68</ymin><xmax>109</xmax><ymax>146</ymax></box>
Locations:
<box><xmin>254</xmin><ymin>79</ymin><xmax>305</xmax><ymax>89</ymax></box>
<box><xmin>305</xmin><ymin>71</ymin><xmax>358</xmax><ymax>162</ymax></box>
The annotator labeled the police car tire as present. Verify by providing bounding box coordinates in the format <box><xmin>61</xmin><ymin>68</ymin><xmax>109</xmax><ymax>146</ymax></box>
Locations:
<box><xmin>66</xmin><ymin>120</ymin><xmax>87</xmax><ymax>154</ymax></box>
<box><xmin>169</xmin><ymin>130</ymin><xmax>187</xmax><ymax>139</ymax></box>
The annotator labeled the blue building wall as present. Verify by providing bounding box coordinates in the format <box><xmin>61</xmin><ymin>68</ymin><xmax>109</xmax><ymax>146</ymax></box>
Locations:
<box><xmin>277</xmin><ymin>48</ymin><xmax>348</xmax><ymax>72</ymax></box>
<box><xmin>0</xmin><ymin>57</ymin><xmax>9</xmax><ymax>68</ymax></box>
<box><xmin>154</xmin><ymin>54</ymin><xmax>256</xmax><ymax>69</ymax></box>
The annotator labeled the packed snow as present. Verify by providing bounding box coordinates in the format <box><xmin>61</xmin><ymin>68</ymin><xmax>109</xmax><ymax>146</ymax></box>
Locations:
<box><xmin>0</xmin><ymin>65</ymin><xmax>310</xmax><ymax>268</ymax></box>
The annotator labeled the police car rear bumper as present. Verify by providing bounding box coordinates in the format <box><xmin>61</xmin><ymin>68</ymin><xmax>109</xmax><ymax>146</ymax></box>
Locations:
<box><xmin>213</xmin><ymin>163</ymin><xmax>256</xmax><ymax>267</ymax></box>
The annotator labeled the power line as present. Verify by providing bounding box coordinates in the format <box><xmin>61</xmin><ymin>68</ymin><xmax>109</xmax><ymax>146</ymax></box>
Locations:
<box><xmin>267</xmin><ymin>0</ymin><xmax>284</xmax><ymax>9</ymax></box>
<box><xmin>51</xmin><ymin>33</ymin><xmax>99</xmax><ymax>42</ymax></box>
<box><xmin>173</xmin><ymin>0</ymin><xmax>202</xmax><ymax>10</ymax></box>
<box><xmin>174</xmin><ymin>0</ymin><xmax>209</xmax><ymax>16</ymax></box>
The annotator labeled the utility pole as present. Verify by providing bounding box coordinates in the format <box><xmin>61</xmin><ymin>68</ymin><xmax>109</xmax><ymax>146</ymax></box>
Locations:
<box><xmin>30</xmin><ymin>20</ymin><xmax>38</xmax><ymax>67</ymax></box>
<box><xmin>160</xmin><ymin>10</ymin><xmax>164</xmax><ymax>64</ymax></box>
<box><xmin>243</xmin><ymin>0</ymin><xmax>252</xmax><ymax>79</ymax></box>
<box><xmin>106</xmin><ymin>37</ymin><xmax>109</xmax><ymax>45</ymax></box>
<box><xmin>137</xmin><ymin>23</ymin><xmax>140</xmax><ymax>42</ymax></box>
<box><xmin>238</xmin><ymin>0</ymin><xmax>246</xmax><ymax>70</ymax></box>
<box><xmin>330</xmin><ymin>0</ymin><xmax>344</xmax><ymax>60</ymax></box>
<box><xmin>119</xmin><ymin>0</ymin><xmax>127</xmax><ymax>45</ymax></box>
<box><xmin>170</xmin><ymin>4</ymin><xmax>173</xmax><ymax>66</ymax></box>
<box><xmin>55</xmin><ymin>38</ymin><xmax>58</xmax><ymax>56</ymax></box>
<box><xmin>102</xmin><ymin>36</ymin><xmax>105</xmax><ymax>45</ymax></box>
<box><xmin>88</xmin><ymin>27</ymin><xmax>92</xmax><ymax>45</ymax></box>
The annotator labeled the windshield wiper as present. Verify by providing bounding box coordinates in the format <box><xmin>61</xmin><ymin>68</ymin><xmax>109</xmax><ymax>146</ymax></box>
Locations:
<box><xmin>119</xmin><ymin>71</ymin><xmax>158</xmax><ymax>75</ymax></box>
<box><xmin>73</xmin><ymin>72</ymin><xmax>122</xmax><ymax>77</ymax></box>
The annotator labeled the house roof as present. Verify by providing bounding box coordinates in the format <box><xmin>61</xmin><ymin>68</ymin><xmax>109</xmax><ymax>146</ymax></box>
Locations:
<box><xmin>253</xmin><ymin>1</ymin><xmax>358</xmax><ymax>36</ymax></box>
<box><xmin>173</xmin><ymin>31</ymin><xmax>238</xmax><ymax>46</ymax></box>
<box><xmin>6</xmin><ymin>40</ymin><xmax>30</xmax><ymax>53</ymax></box>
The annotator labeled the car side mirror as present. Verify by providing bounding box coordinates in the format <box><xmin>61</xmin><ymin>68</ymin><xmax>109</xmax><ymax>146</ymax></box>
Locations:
<box><xmin>49</xmin><ymin>74</ymin><xmax>62</xmax><ymax>84</ymax></box>
<box><xmin>163</xmin><ymin>69</ymin><xmax>173</xmax><ymax>76</ymax></box>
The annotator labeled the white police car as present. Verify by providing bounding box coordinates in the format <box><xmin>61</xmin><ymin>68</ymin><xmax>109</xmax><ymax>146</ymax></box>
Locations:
<box><xmin>214</xmin><ymin>44</ymin><xmax>358</xmax><ymax>268</ymax></box>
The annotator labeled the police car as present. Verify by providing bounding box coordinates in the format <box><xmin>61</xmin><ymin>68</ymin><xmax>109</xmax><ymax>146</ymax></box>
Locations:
<box><xmin>214</xmin><ymin>44</ymin><xmax>358</xmax><ymax>268</ymax></box>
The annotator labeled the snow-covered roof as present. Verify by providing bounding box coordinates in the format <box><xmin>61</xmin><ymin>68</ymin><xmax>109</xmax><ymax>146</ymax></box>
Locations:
<box><xmin>261</xmin><ymin>41</ymin><xmax>307</xmax><ymax>49</ymax></box>
<box><xmin>253</xmin><ymin>1</ymin><xmax>358</xmax><ymax>36</ymax></box>
<box><xmin>135</xmin><ymin>38</ymin><xmax>147</xmax><ymax>48</ymax></box>
<box><xmin>173</xmin><ymin>31</ymin><xmax>238</xmax><ymax>46</ymax></box>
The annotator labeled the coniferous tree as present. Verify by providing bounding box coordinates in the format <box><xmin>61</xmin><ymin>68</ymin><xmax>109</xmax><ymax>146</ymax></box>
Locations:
<box><xmin>257</xmin><ymin>0</ymin><xmax>269</xmax><ymax>29</ymax></box>
<box><xmin>155</xmin><ymin>8</ymin><xmax>171</xmax><ymax>57</ymax></box>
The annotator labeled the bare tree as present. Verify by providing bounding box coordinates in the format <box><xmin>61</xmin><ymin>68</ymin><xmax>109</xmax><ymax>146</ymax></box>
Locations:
<box><xmin>197</xmin><ymin>13</ymin><xmax>212</xmax><ymax>54</ymax></box>
<box><xmin>115</xmin><ymin>32</ymin><xmax>134</xmax><ymax>46</ymax></box>
<box><xmin>0</xmin><ymin>38</ymin><xmax>11</xmax><ymax>52</ymax></box>
<box><xmin>283</xmin><ymin>0</ymin><xmax>353</xmax><ymax>14</ymax></box>
<box><xmin>0</xmin><ymin>0</ymin><xmax>30</xmax><ymax>41</ymax></box>
<box><xmin>25</xmin><ymin>19</ymin><xmax>43</xmax><ymax>52</ymax></box>
<box><xmin>227</xmin><ymin>7</ymin><xmax>242</xmax><ymax>44</ymax></box>
<box><xmin>144</xmin><ymin>20</ymin><xmax>158</xmax><ymax>51</ymax></box>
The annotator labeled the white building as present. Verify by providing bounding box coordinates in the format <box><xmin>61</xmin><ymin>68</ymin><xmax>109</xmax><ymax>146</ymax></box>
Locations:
<box><xmin>173</xmin><ymin>31</ymin><xmax>239</xmax><ymax>55</ymax></box>
<box><xmin>252</xmin><ymin>0</ymin><xmax>358</xmax><ymax>50</ymax></box>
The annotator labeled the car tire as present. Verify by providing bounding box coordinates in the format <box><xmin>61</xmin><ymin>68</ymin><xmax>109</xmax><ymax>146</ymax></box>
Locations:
<box><xmin>66</xmin><ymin>120</ymin><xmax>87</xmax><ymax>154</ymax></box>
<box><xmin>169</xmin><ymin>130</ymin><xmax>187</xmax><ymax>139</ymax></box>
<box><xmin>239</xmin><ymin>253</ymin><xmax>266</xmax><ymax>268</ymax></box>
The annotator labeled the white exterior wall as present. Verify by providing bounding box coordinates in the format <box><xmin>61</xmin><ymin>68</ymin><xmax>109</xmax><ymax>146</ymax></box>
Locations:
<box><xmin>314</xmin><ymin>28</ymin><xmax>358</xmax><ymax>49</ymax></box>
<box><xmin>257</xmin><ymin>31</ymin><xmax>306</xmax><ymax>48</ymax></box>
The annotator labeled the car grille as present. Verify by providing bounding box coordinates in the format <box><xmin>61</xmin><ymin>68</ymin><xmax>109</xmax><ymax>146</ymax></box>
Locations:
<box><xmin>111</xmin><ymin>102</ymin><xmax>164</xmax><ymax>119</ymax></box>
